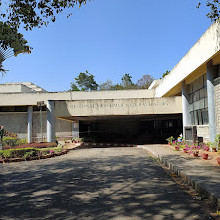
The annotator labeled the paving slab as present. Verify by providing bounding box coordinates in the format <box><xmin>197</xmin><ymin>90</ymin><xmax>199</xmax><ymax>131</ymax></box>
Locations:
<box><xmin>138</xmin><ymin>145</ymin><xmax>220</xmax><ymax>210</ymax></box>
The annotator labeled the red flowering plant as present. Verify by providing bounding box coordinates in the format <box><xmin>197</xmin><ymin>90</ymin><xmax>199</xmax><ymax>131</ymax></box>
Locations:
<box><xmin>183</xmin><ymin>144</ymin><xmax>189</xmax><ymax>153</ymax></box>
<box><xmin>188</xmin><ymin>145</ymin><xmax>201</xmax><ymax>155</ymax></box>
<box><xmin>203</xmin><ymin>145</ymin><xmax>210</xmax><ymax>151</ymax></box>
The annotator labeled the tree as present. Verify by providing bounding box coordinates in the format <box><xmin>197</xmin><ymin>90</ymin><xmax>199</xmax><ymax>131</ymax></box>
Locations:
<box><xmin>70</xmin><ymin>82</ymin><xmax>80</xmax><ymax>91</ymax></box>
<box><xmin>197</xmin><ymin>1</ymin><xmax>220</xmax><ymax>21</ymax></box>
<box><xmin>70</xmin><ymin>70</ymin><xmax>98</xmax><ymax>91</ymax></box>
<box><xmin>121</xmin><ymin>73</ymin><xmax>135</xmax><ymax>89</ymax></box>
<box><xmin>0</xmin><ymin>47</ymin><xmax>30</xmax><ymax>74</ymax></box>
<box><xmin>0</xmin><ymin>0</ymin><xmax>89</xmax><ymax>73</ymax></box>
<box><xmin>0</xmin><ymin>0</ymin><xmax>89</xmax><ymax>51</ymax></box>
<box><xmin>136</xmin><ymin>74</ymin><xmax>154</xmax><ymax>89</ymax></box>
<box><xmin>99</xmin><ymin>79</ymin><xmax>114</xmax><ymax>91</ymax></box>
<box><xmin>162</xmin><ymin>70</ymin><xmax>170</xmax><ymax>78</ymax></box>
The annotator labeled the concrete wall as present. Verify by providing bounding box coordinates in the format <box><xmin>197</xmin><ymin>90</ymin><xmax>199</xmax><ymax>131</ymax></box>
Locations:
<box><xmin>0</xmin><ymin>89</ymin><xmax>155</xmax><ymax>106</ymax></box>
<box><xmin>197</xmin><ymin>125</ymin><xmax>210</xmax><ymax>142</ymax></box>
<box><xmin>0</xmin><ymin>84</ymin><xmax>33</xmax><ymax>93</ymax></box>
<box><xmin>155</xmin><ymin>20</ymin><xmax>220</xmax><ymax>97</ymax></box>
<box><xmin>215</xmin><ymin>77</ymin><xmax>220</xmax><ymax>134</ymax></box>
<box><xmin>0</xmin><ymin>112</ymin><xmax>72</xmax><ymax>140</ymax></box>
<box><xmin>54</xmin><ymin>97</ymin><xmax>182</xmax><ymax>117</ymax></box>
<box><xmin>0</xmin><ymin>112</ymin><xmax>27</xmax><ymax>138</ymax></box>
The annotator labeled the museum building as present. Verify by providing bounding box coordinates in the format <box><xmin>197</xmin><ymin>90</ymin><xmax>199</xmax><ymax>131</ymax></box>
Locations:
<box><xmin>1</xmin><ymin>20</ymin><xmax>220</xmax><ymax>144</ymax></box>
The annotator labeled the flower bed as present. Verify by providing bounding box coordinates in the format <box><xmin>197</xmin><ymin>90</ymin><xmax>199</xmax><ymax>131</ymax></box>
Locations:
<box><xmin>0</xmin><ymin>144</ymin><xmax>70</xmax><ymax>163</ymax></box>
<box><xmin>166</xmin><ymin>135</ymin><xmax>220</xmax><ymax>164</ymax></box>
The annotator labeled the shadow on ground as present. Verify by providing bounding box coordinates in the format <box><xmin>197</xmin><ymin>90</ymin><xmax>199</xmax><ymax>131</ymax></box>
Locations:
<box><xmin>0</xmin><ymin>148</ymin><xmax>213</xmax><ymax>220</ymax></box>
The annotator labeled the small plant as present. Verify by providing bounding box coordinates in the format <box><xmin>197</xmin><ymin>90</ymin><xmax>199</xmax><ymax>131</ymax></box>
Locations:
<box><xmin>175</xmin><ymin>146</ymin><xmax>180</xmax><ymax>151</ymax></box>
<box><xmin>215</xmin><ymin>134</ymin><xmax>220</xmax><ymax>149</ymax></box>
<box><xmin>203</xmin><ymin>145</ymin><xmax>210</xmax><ymax>151</ymax></box>
<box><xmin>166</xmin><ymin>136</ymin><xmax>174</xmax><ymax>145</ymax></box>
<box><xmin>208</xmin><ymin>142</ymin><xmax>217</xmax><ymax>152</ymax></box>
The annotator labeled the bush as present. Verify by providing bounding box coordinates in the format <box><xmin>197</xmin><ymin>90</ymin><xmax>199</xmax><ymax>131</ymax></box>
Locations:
<box><xmin>0</xmin><ymin>145</ymin><xmax>62</xmax><ymax>159</ymax></box>
<box><xmin>3</xmin><ymin>142</ymin><xmax>57</xmax><ymax>150</ymax></box>
<box><xmin>0</xmin><ymin>148</ymin><xmax>38</xmax><ymax>159</ymax></box>
<box><xmin>2</xmin><ymin>137</ymin><xmax>27</xmax><ymax>148</ymax></box>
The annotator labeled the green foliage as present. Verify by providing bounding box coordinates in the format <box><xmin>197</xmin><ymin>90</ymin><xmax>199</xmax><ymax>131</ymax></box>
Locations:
<box><xmin>162</xmin><ymin>70</ymin><xmax>170</xmax><ymax>78</ymax></box>
<box><xmin>197</xmin><ymin>1</ymin><xmax>220</xmax><ymax>21</ymax></box>
<box><xmin>70</xmin><ymin>82</ymin><xmax>80</xmax><ymax>91</ymax></box>
<box><xmin>166</xmin><ymin>136</ymin><xmax>174</xmax><ymax>144</ymax></box>
<box><xmin>121</xmin><ymin>73</ymin><xmax>135</xmax><ymax>89</ymax></box>
<box><xmin>0</xmin><ymin>0</ymin><xmax>89</xmax><ymax>31</ymax></box>
<box><xmin>0</xmin><ymin>145</ymin><xmax>63</xmax><ymax>159</ymax></box>
<box><xmin>0</xmin><ymin>0</ymin><xmax>89</xmax><ymax>72</ymax></box>
<box><xmin>6</xmin><ymin>142</ymin><xmax>57</xmax><ymax>149</ymax></box>
<box><xmin>0</xmin><ymin>22</ymin><xmax>30</xmax><ymax>53</ymax></box>
<box><xmin>0</xmin><ymin>148</ymin><xmax>38</xmax><ymax>158</ymax></box>
<box><xmin>2</xmin><ymin>137</ymin><xmax>27</xmax><ymax>148</ymax></box>
<box><xmin>71</xmin><ymin>72</ymin><xmax>155</xmax><ymax>91</ymax></box>
<box><xmin>71</xmin><ymin>70</ymin><xmax>98</xmax><ymax>91</ymax></box>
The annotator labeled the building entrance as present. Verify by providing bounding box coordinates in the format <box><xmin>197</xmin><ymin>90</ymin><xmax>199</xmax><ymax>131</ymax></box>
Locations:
<box><xmin>78</xmin><ymin>114</ymin><xmax>182</xmax><ymax>144</ymax></box>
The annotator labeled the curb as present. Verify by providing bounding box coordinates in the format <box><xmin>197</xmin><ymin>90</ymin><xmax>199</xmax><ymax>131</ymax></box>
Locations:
<box><xmin>138</xmin><ymin>146</ymin><xmax>220</xmax><ymax>210</ymax></box>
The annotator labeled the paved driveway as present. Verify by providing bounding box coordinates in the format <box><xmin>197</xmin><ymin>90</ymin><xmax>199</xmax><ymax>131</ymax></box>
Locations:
<box><xmin>0</xmin><ymin>148</ymin><xmax>213</xmax><ymax>220</ymax></box>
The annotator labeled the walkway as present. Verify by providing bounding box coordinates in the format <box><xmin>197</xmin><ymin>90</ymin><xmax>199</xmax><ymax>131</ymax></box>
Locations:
<box><xmin>138</xmin><ymin>145</ymin><xmax>220</xmax><ymax>211</ymax></box>
<box><xmin>0</xmin><ymin>147</ymin><xmax>213</xmax><ymax>220</ymax></box>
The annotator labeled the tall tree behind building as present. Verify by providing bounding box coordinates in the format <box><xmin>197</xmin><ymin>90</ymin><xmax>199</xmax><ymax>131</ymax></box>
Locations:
<box><xmin>70</xmin><ymin>70</ymin><xmax>98</xmax><ymax>91</ymax></box>
<box><xmin>136</xmin><ymin>75</ymin><xmax>154</xmax><ymax>89</ymax></box>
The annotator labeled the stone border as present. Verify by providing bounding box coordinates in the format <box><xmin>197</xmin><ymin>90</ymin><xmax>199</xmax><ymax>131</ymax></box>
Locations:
<box><xmin>138</xmin><ymin>146</ymin><xmax>220</xmax><ymax>210</ymax></box>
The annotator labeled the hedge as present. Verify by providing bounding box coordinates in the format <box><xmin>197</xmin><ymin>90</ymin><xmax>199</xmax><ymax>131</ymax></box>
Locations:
<box><xmin>2</xmin><ymin>137</ymin><xmax>27</xmax><ymax>148</ymax></box>
<box><xmin>3</xmin><ymin>142</ymin><xmax>57</xmax><ymax>150</ymax></box>
<box><xmin>0</xmin><ymin>145</ymin><xmax>63</xmax><ymax>159</ymax></box>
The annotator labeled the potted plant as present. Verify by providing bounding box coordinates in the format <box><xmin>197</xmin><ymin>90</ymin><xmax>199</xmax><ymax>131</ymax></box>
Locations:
<box><xmin>202</xmin><ymin>153</ymin><xmax>208</xmax><ymax>160</ymax></box>
<box><xmin>175</xmin><ymin>146</ymin><xmax>180</xmax><ymax>151</ymax></box>
<box><xmin>183</xmin><ymin>148</ymin><xmax>188</xmax><ymax>153</ymax></box>
<box><xmin>203</xmin><ymin>145</ymin><xmax>209</xmax><ymax>152</ymax></box>
<box><xmin>193</xmin><ymin>150</ymin><xmax>199</xmax><ymax>157</ymax></box>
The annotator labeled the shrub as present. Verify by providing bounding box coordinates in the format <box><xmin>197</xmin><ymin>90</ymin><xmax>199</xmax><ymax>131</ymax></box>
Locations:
<box><xmin>2</xmin><ymin>137</ymin><xmax>27</xmax><ymax>148</ymax></box>
<box><xmin>4</xmin><ymin>142</ymin><xmax>57</xmax><ymax>149</ymax></box>
<box><xmin>0</xmin><ymin>148</ymin><xmax>38</xmax><ymax>158</ymax></box>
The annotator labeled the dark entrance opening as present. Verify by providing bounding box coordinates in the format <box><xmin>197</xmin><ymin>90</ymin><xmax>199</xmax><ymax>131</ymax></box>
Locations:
<box><xmin>79</xmin><ymin>114</ymin><xmax>182</xmax><ymax>144</ymax></box>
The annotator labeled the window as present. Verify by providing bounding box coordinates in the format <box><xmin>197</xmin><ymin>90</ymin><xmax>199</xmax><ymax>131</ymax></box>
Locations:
<box><xmin>188</xmin><ymin>74</ymin><xmax>208</xmax><ymax>125</ymax></box>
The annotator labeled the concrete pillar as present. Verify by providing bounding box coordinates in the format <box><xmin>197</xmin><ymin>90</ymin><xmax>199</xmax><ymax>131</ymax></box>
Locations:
<box><xmin>72</xmin><ymin>121</ymin><xmax>79</xmax><ymax>138</ymax></box>
<box><xmin>207</xmin><ymin>66</ymin><xmax>217</xmax><ymax>143</ymax></box>
<box><xmin>27</xmin><ymin>106</ymin><xmax>33</xmax><ymax>143</ymax></box>
<box><xmin>182</xmin><ymin>81</ymin><xmax>191</xmax><ymax>138</ymax></box>
<box><xmin>47</xmin><ymin>101</ymin><xmax>56</xmax><ymax>143</ymax></box>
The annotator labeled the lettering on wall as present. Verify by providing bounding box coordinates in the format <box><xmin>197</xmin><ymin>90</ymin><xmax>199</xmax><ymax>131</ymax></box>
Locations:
<box><xmin>67</xmin><ymin>101</ymin><xmax>169</xmax><ymax>109</ymax></box>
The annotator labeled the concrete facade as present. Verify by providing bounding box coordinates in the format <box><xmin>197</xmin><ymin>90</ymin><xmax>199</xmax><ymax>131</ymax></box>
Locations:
<box><xmin>214</xmin><ymin>77</ymin><xmax>220</xmax><ymax>135</ymax></box>
<box><xmin>54</xmin><ymin>97</ymin><xmax>182</xmax><ymax>117</ymax></box>
<box><xmin>150</xmin><ymin>19</ymin><xmax>220</xmax><ymax>144</ymax></box>
<box><xmin>1</xmin><ymin>20</ymin><xmax>220</xmax><ymax>144</ymax></box>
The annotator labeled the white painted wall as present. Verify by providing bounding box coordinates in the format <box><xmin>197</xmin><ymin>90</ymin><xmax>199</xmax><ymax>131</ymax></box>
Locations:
<box><xmin>155</xmin><ymin>20</ymin><xmax>220</xmax><ymax>97</ymax></box>
<box><xmin>0</xmin><ymin>89</ymin><xmax>155</xmax><ymax>106</ymax></box>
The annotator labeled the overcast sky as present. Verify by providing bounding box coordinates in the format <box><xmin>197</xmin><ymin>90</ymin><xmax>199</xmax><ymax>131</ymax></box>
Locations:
<box><xmin>2</xmin><ymin>0</ymin><xmax>212</xmax><ymax>92</ymax></box>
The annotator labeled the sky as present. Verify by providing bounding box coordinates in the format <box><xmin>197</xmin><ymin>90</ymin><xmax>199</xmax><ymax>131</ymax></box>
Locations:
<box><xmin>2</xmin><ymin>0</ymin><xmax>212</xmax><ymax>92</ymax></box>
